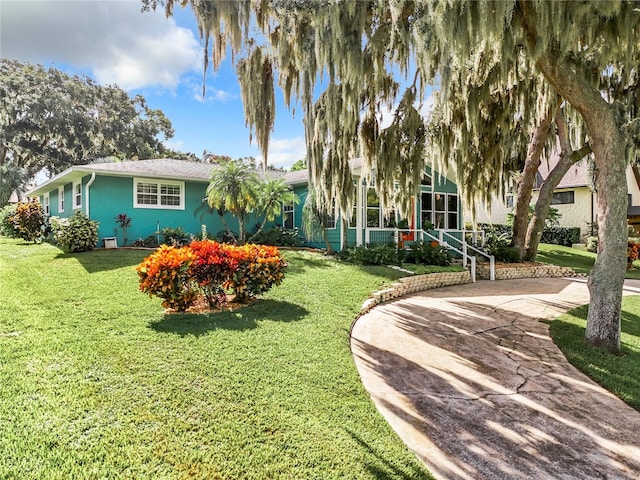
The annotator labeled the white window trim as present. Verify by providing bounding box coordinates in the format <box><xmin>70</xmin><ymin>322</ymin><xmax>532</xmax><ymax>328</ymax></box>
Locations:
<box><xmin>44</xmin><ymin>193</ymin><xmax>50</xmax><ymax>216</ymax></box>
<box><xmin>282</xmin><ymin>203</ymin><xmax>295</xmax><ymax>229</ymax></box>
<box><xmin>73</xmin><ymin>180</ymin><xmax>82</xmax><ymax>209</ymax></box>
<box><xmin>133</xmin><ymin>178</ymin><xmax>185</xmax><ymax>210</ymax></box>
<box><xmin>58</xmin><ymin>186</ymin><xmax>64</xmax><ymax>213</ymax></box>
<box><xmin>324</xmin><ymin>201</ymin><xmax>337</xmax><ymax>230</ymax></box>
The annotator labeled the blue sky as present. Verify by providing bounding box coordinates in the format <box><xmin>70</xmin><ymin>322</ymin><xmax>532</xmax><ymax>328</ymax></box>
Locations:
<box><xmin>0</xmin><ymin>0</ymin><xmax>307</xmax><ymax>169</ymax></box>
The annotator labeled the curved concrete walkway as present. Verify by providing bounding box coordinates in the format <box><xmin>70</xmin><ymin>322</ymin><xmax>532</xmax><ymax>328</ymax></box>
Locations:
<box><xmin>351</xmin><ymin>278</ymin><xmax>640</xmax><ymax>479</ymax></box>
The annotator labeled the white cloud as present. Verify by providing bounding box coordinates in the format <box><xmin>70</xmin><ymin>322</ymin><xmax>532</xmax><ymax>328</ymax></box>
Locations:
<box><xmin>0</xmin><ymin>0</ymin><xmax>201</xmax><ymax>91</ymax></box>
<box><xmin>258</xmin><ymin>137</ymin><xmax>306</xmax><ymax>169</ymax></box>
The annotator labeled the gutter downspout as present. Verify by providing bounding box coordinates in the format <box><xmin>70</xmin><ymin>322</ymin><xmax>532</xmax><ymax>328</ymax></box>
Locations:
<box><xmin>85</xmin><ymin>172</ymin><xmax>96</xmax><ymax>217</ymax></box>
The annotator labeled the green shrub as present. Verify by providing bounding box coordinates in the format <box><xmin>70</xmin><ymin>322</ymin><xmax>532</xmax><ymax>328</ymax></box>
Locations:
<box><xmin>406</xmin><ymin>240</ymin><xmax>452</xmax><ymax>266</ymax></box>
<box><xmin>160</xmin><ymin>226</ymin><xmax>192</xmax><ymax>247</ymax></box>
<box><xmin>483</xmin><ymin>232</ymin><xmax>521</xmax><ymax>263</ymax></box>
<box><xmin>586</xmin><ymin>236</ymin><xmax>598</xmax><ymax>253</ymax></box>
<box><xmin>540</xmin><ymin>227</ymin><xmax>581</xmax><ymax>247</ymax></box>
<box><xmin>0</xmin><ymin>204</ymin><xmax>18</xmax><ymax>237</ymax></box>
<box><xmin>12</xmin><ymin>200</ymin><xmax>46</xmax><ymax>242</ymax></box>
<box><xmin>51</xmin><ymin>211</ymin><xmax>99</xmax><ymax>252</ymax></box>
<box><xmin>339</xmin><ymin>243</ymin><xmax>402</xmax><ymax>265</ymax></box>
<box><xmin>132</xmin><ymin>235</ymin><xmax>159</xmax><ymax>248</ymax></box>
<box><xmin>478</xmin><ymin>223</ymin><xmax>512</xmax><ymax>236</ymax></box>
<box><xmin>251</xmin><ymin>226</ymin><xmax>304</xmax><ymax>247</ymax></box>
<box><xmin>215</xmin><ymin>229</ymin><xmax>238</xmax><ymax>244</ymax></box>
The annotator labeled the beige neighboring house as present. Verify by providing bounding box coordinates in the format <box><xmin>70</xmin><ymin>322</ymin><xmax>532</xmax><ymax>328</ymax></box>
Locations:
<box><xmin>464</xmin><ymin>159</ymin><xmax>640</xmax><ymax>241</ymax></box>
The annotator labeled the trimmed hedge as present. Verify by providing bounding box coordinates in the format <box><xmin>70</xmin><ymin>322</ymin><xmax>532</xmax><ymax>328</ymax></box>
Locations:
<box><xmin>540</xmin><ymin>226</ymin><xmax>581</xmax><ymax>247</ymax></box>
<box><xmin>479</xmin><ymin>223</ymin><xmax>581</xmax><ymax>247</ymax></box>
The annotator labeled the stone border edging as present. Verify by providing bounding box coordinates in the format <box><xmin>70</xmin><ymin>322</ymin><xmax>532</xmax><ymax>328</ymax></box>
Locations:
<box><xmin>359</xmin><ymin>271</ymin><xmax>472</xmax><ymax>316</ymax></box>
<box><xmin>477</xmin><ymin>264</ymin><xmax>578</xmax><ymax>280</ymax></box>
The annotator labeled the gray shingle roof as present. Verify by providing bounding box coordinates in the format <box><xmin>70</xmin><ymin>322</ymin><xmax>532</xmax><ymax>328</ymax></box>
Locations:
<box><xmin>536</xmin><ymin>157</ymin><xmax>589</xmax><ymax>189</ymax></box>
<box><xmin>27</xmin><ymin>158</ymin><xmax>288</xmax><ymax>195</ymax></box>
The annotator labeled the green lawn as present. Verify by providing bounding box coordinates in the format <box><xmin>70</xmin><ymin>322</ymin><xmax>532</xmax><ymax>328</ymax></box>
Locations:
<box><xmin>535</xmin><ymin>243</ymin><xmax>640</xmax><ymax>412</ymax></box>
<box><xmin>536</xmin><ymin>242</ymin><xmax>640</xmax><ymax>279</ymax></box>
<box><xmin>0</xmin><ymin>238</ymin><xmax>431</xmax><ymax>480</ymax></box>
<box><xmin>550</xmin><ymin>296</ymin><xmax>640</xmax><ymax>411</ymax></box>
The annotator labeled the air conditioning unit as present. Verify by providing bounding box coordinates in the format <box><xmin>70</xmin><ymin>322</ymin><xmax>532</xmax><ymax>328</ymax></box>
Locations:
<box><xmin>103</xmin><ymin>237</ymin><xmax>118</xmax><ymax>249</ymax></box>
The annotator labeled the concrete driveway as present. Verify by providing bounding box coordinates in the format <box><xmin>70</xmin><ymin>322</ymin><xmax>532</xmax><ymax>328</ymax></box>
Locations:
<box><xmin>351</xmin><ymin>277</ymin><xmax>640</xmax><ymax>479</ymax></box>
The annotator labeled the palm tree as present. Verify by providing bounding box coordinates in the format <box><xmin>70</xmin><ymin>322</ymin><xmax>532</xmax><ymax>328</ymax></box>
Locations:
<box><xmin>301</xmin><ymin>189</ymin><xmax>335</xmax><ymax>254</ymax></box>
<box><xmin>248</xmin><ymin>176</ymin><xmax>299</xmax><ymax>242</ymax></box>
<box><xmin>206</xmin><ymin>160</ymin><xmax>259</xmax><ymax>243</ymax></box>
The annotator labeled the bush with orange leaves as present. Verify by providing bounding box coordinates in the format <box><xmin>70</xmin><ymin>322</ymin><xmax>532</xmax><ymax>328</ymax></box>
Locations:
<box><xmin>222</xmin><ymin>243</ymin><xmax>287</xmax><ymax>302</ymax></box>
<box><xmin>136</xmin><ymin>245</ymin><xmax>198</xmax><ymax>312</ymax></box>
<box><xmin>136</xmin><ymin>241</ymin><xmax>287</xmax><ymax>311</ymax></box>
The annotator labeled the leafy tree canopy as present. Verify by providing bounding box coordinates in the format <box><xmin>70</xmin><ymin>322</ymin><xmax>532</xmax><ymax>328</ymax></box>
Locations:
<box><xmin>146</xmin><ymin>0</ymin><xmax>640</xmax><ymax>352</ymax></box>
<box><xmin>0</xmin><ymin>59</ymin><xmax>175</xmax><ymax>206</ymax></box>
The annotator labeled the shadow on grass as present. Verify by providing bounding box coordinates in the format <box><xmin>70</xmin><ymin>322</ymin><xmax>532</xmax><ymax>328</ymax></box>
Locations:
<box><xmin>149</xmin><ymin>299</ymin><xmax>309</xmax><ymax>337</ymax></box>
<box><xmin>54</xmin><ymin>248</ymin><xmax>150</xmax><ymax>273</ymax></box>
<box><xmin>346</xmin><ymin>429</ymin><xmax>433</xmax><ymax>480</ymax></box>
<box><xmin>550</xmin><ymin>304</ymin><xmax>640</xmax><ymax>411</ymax></box>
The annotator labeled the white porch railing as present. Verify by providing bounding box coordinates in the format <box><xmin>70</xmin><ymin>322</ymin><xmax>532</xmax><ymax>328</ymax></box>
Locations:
<box><xmin>363</xmin><ymin>227</ymin><xmax>495</xmax><ymax>282</ymax></box>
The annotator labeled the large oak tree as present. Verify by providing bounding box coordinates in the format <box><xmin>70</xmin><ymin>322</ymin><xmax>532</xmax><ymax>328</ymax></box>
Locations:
<box><xmin>0</xmin><ymin>59</ymin><xmax>175</xmax><ymax>207</ymax></box>
<box><xmin>146</xmin><ymin>0</ymin><xmax>640</xmax><ymax>353</ymax></box>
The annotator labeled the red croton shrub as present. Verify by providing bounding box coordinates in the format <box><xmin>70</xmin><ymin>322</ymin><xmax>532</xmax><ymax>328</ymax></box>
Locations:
<box><xmin>136</xmin><ymin>245</ymin><xmax>198</xmax><ymax>312</ymax></box>
<box><xmin>628</xmin><ymin>241</ymin><xmax>640</xmax><ymax>269</ymax></box>
<box><xmin>221</xmin><ymin>243</ymin><xmax>288</xmax><ymax>302</ymax></box>
<box><xmin>136</xmin><ymin>240</ymin><xmax>287</xmax><ymax>312</ymax></box>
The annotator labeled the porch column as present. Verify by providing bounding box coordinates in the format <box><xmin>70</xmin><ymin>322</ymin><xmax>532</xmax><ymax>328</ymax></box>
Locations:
<box><xmin>356</xmin><ymin>179</ymin><xmax>363</xmax><ymax>246</ymax></box>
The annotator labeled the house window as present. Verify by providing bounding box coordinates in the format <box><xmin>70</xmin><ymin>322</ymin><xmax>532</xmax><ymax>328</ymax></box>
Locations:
<box><xmin>73</xmin><ymin>181</ymin><xmax>82</xmax><ymax>209</ymax></box>
<box><xmin>283</xmin><ymin>203</ymin><xmax>294</xmax><ymax>229</ymax></box>
<box><xmin>43</xmin><ymin>193</ymin><xmax>50</xmax><ymax>215</ymax></box>
<box><xmin>551</xmin><ymin>191</ymin><xmax>575</xmax><ymax>205</ymax></box>
<box><xmin>506</xmin><ymin>195</ymin><xmax>514</xmax><ymax>209</ymax></box>
<box><xmin>421</xmin><ymin>192</ymin><xmax>458</xmax><ymax>229</ymax></box>
<box><xmin>323</xmin><ymin>201</ymin><xmax>337</xmax><ymax>229</ymax></box>
<box><xmin>447</xmin><ymin>195</ymin><xmax>459</xmax><ymax>230</ymax></box>
<box><xmin>366</xmin><ymin>188</ymin><xmax>380</xmax><ymax>227</ymax></box>
<box><xmin>134</xmin><ymin>178</ymin><xmax>184</xmax><ymax>210</ymax></box>
<box><xmin>58</xmin><ymin>186</ymin><xmax>64</xmax><ymax>213</ymax></box>
<box><xmin>421</xmin><ymin>192</ymin><xmax>433</xmax><ymax>228</ymax></box>
<box><xmin>421</xmin><ymin>174</ymin><xmax>432</xmax><ymax>187</ymax></box>
<box><xmin>434</xmin><ymin>193</ymin><xmax>446</xmax><ymax>229</ymax></box>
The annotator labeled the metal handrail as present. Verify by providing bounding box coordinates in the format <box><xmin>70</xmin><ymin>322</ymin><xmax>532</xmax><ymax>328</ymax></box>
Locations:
<box><xmin>438</xmin><ymin>230</ymin><xmax>495</xmax><ymax>281</ymax></box>
<box><xmin>420</xmin><ymin>230</ymin><xmax>476</xmax><ymax>283</ymax></box>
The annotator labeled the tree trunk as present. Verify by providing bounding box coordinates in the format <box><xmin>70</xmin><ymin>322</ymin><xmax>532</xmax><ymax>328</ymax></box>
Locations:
<box><xmin>524</xmin><ymin>108</ymin><xmax>592</xmax><ymax>261</ymax></box>
<box><xmin>535</xmin><ymin>51</ymin><xmax>627</xmax><ymax>353</ymax></box>
<box><xmin>524</xmin><ymin>151</ymin><xmax>583</xmax><ymax>261</ymax></box>
<box><xmin>512</xmin><ymin>109</ymin><xmax>554</xmax><ymax>258</ymax></box>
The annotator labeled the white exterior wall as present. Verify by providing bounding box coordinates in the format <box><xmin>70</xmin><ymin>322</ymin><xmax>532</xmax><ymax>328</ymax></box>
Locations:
<box><xmin>464</xmin><ymin>187</ymin><xmax>595</xmax><ymax>240</ymax></box>
<box><xmin>627</xmin><ymin>166</ymin><xmax>640</xmax><ymax>207</ymax></box>
<box><xmin>463</xmin><ymin>193</ymin><xmax>512</xmax><ymax>226</ymax></box>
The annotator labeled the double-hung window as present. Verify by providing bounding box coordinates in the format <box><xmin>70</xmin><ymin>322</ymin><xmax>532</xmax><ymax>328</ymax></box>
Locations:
<box><xmin>323</xmin><ymin>201</ymin><xmax>337</xmax><ymax>229</ymax></box>
<box><xmin>44</xmin><ymin>193</ymin><xmax>50</xmax><ymax>215</ymax></box>
<box><xmin>73</xmin><ymin>181</ymin><xmax>82</xmax><ymax>209</ymax></box>
<box><xmin>58</xmin><ymin>186</ymin><xmax>64</xmax><ymax>213</ymax></box>
<box><xmin>283</xmin><ymin>204</ymin><xmax>295</xmax><ymax>229</ymax></box>
<box><xmin>134</xmin><ymin>178</ymin><xmax>184</xmax><ymax>210</ymax></box>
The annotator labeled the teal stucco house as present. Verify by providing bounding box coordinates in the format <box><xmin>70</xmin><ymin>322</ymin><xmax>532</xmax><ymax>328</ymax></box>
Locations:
<box><xmin>27</xmin><ymin>158</ymin><xmax>463</xmax><ymax>252</ymax></box>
